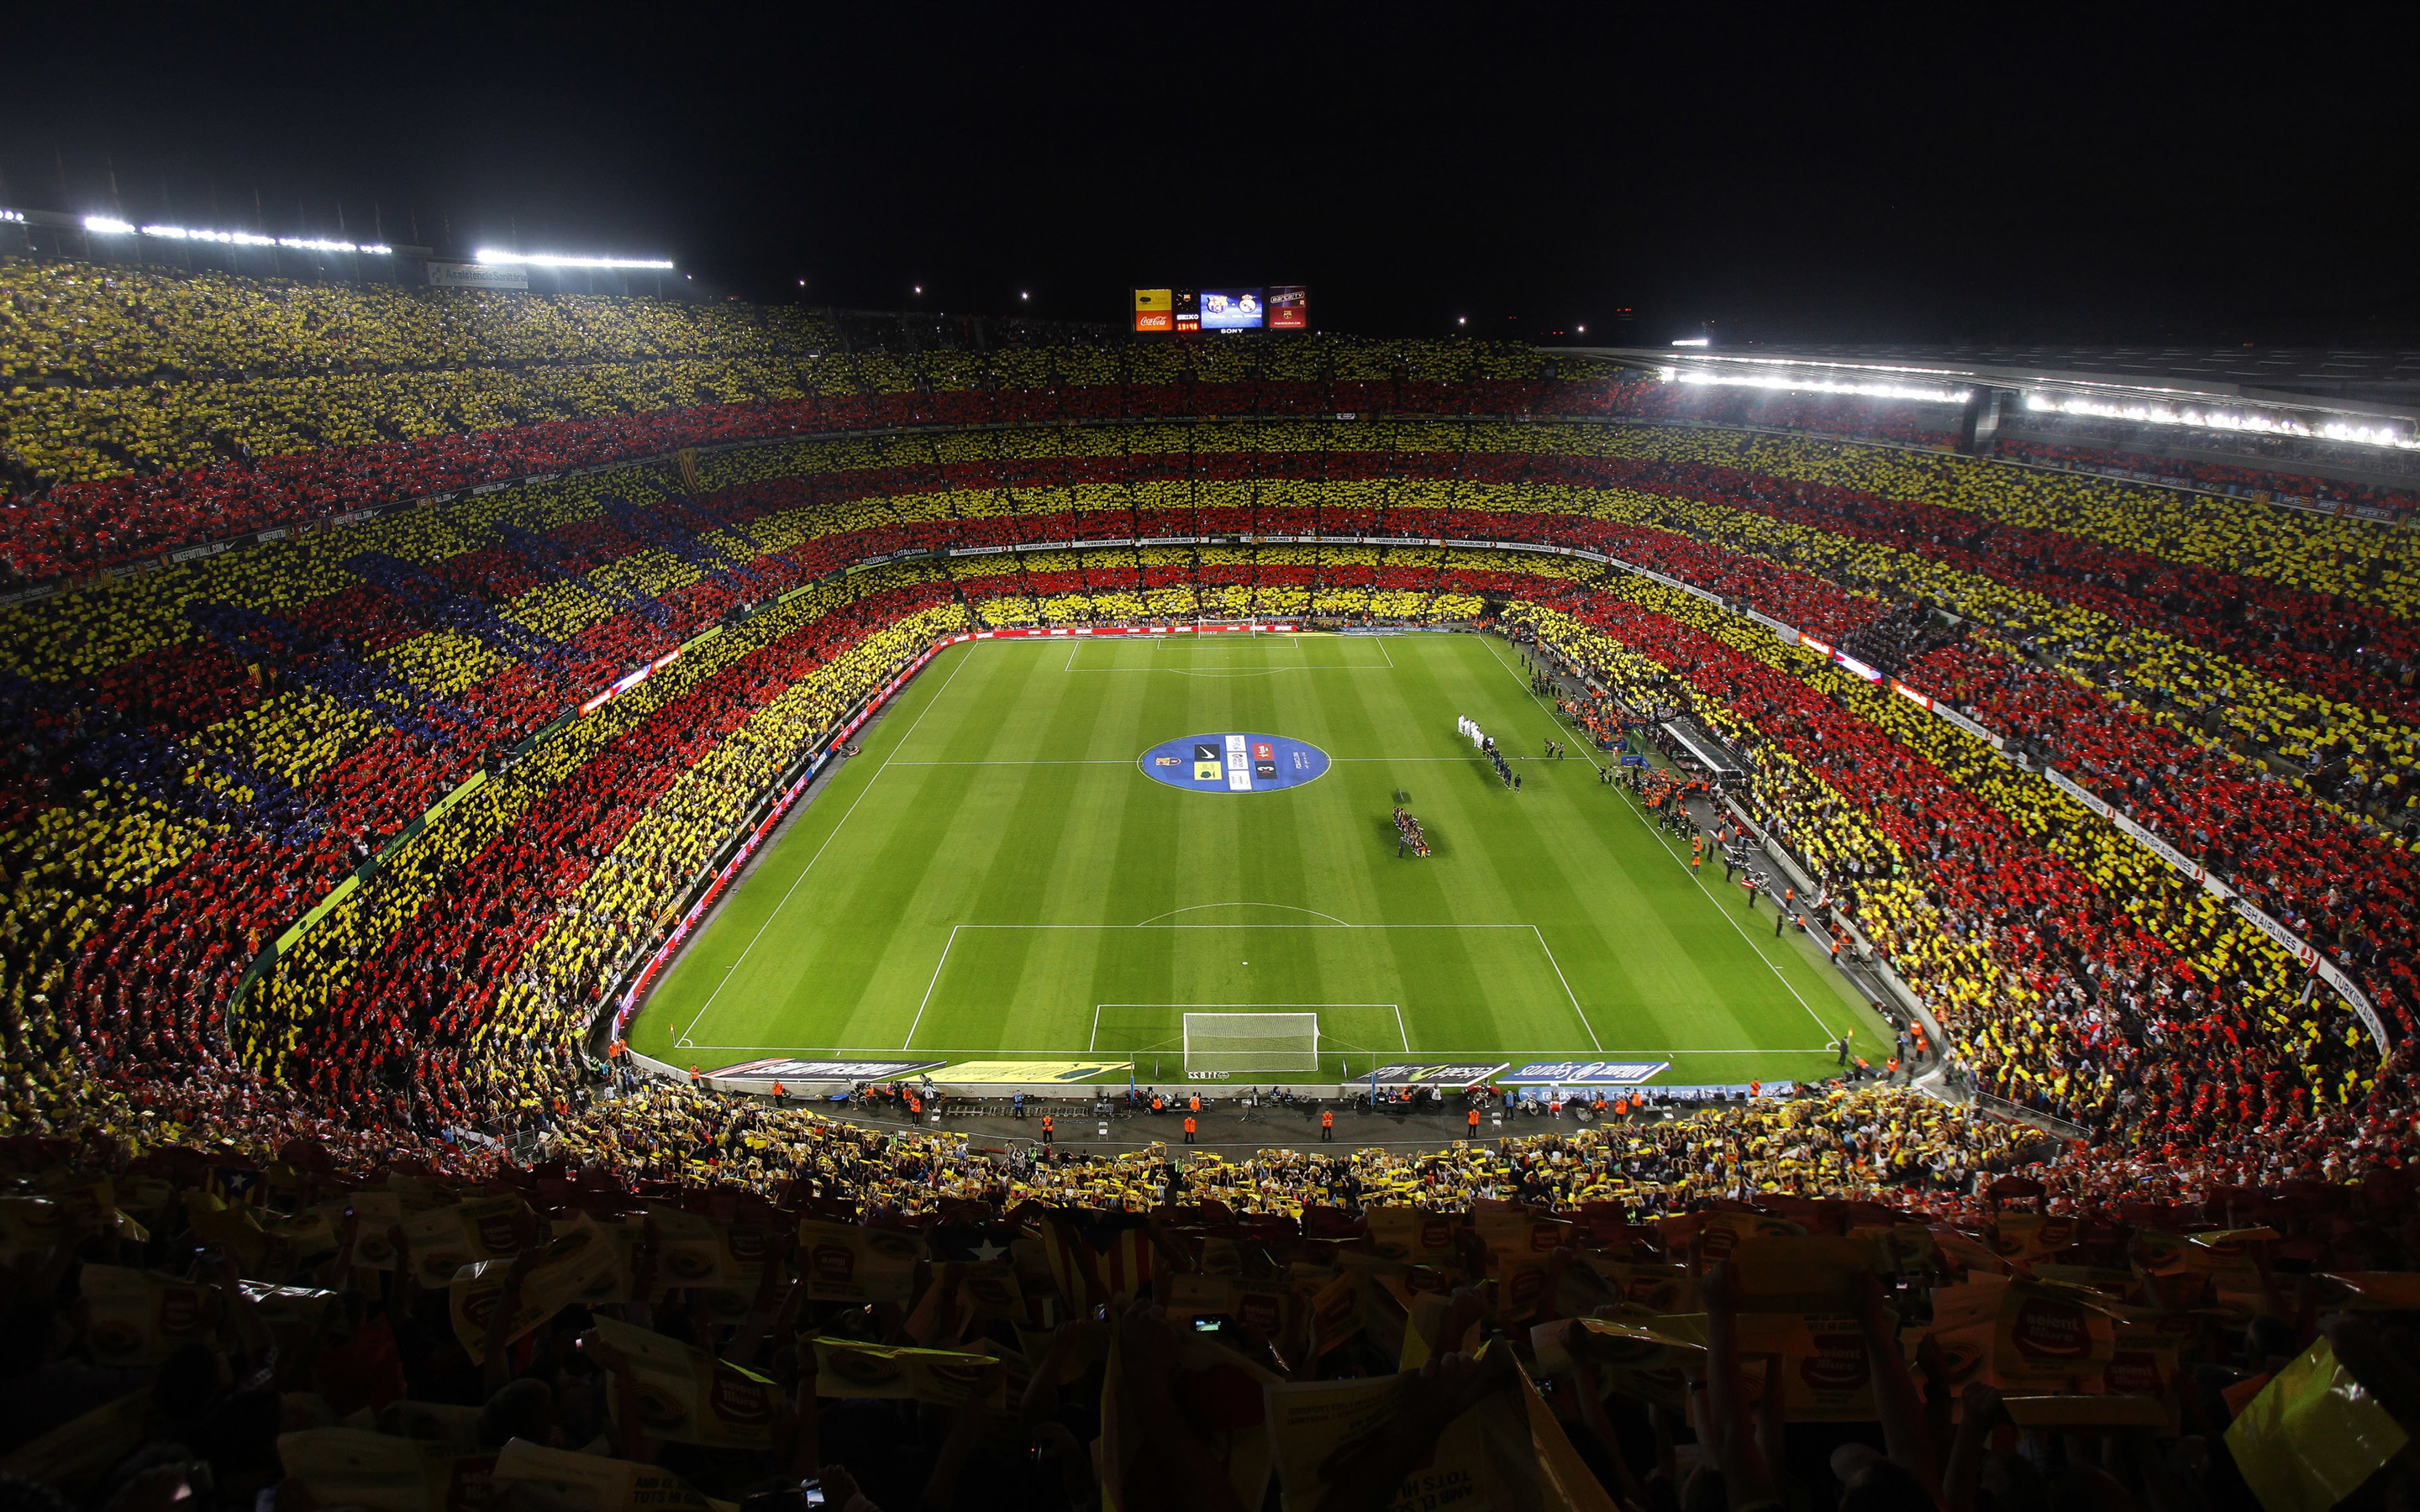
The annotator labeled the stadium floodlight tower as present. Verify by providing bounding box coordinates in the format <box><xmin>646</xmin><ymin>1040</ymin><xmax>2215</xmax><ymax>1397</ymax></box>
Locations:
<box><xmin>1182</xmin><ymin>1011</ymin><xmax>1321</xmax><ymax>1079</ymax></box>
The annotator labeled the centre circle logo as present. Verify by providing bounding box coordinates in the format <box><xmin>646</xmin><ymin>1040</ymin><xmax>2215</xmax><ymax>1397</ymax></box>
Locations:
<box><xmin>1140</xmin><ymin>732</ymin><xmax>1331</xmax><ymax>794</ymax></box>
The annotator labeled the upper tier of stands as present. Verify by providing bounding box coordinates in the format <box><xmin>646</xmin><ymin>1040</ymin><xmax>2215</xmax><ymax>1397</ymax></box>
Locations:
<box><xmin>11</xmin><ymin>258</ymin><xmax>2410</xmax><ymax>590</ymax></box>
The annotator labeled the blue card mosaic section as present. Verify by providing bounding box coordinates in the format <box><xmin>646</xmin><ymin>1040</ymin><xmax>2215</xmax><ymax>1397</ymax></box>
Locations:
<box><xmin>1141</xmin><ymin>732</ymin><xmax>1331</xmax><ymax>793</ymax></box>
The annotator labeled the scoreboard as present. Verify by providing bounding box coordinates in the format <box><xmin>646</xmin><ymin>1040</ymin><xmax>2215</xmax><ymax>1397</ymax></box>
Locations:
<box><xmin>1134</xmin><ymin>285</ymin><xmax>1306</xmax><ymax>333</ymax></box>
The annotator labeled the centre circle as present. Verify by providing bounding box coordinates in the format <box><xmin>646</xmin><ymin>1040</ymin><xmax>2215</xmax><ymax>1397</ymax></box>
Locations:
<box><xmin>1139</xmin><ymin>732</ymin><xmax>1332</xmax><ymax>794</ymax></box>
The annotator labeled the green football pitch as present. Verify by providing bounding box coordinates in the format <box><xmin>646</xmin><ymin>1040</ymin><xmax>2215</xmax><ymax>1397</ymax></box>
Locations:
<box><xmin>630</xmin><ymin>631</ymin><xmax>1888</xmax><ymax>1087</ymax></box>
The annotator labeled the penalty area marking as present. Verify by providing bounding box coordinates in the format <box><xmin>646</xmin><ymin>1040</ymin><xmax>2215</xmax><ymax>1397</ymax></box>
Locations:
<box><xmin>885</xmin><ymin>919</ymin><xmax>1601</xmax><ymax>1055</ymax></box>
<box><xmin>1086</xmin><ymin>1003</ymin><xmax>1409</xmax><ymax>1053</ymax></box>
<box><xmin>673</xmin><ymin>1042</ymin><xmax>1839</xmax><ymax>1055</ymax></box>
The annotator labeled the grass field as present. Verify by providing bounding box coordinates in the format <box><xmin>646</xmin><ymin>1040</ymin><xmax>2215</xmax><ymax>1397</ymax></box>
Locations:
<box><xmin>629</xmin><ymin>630</ymin><xmax>1888</xmax><ymax>1087</ymax></box>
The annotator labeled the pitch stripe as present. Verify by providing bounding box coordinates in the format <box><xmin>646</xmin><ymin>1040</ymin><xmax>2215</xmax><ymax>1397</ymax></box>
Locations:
<box><xmin>675</xmin><ymin>645</ymin><xmax>976</xmax><ymax>1047</ymax></box>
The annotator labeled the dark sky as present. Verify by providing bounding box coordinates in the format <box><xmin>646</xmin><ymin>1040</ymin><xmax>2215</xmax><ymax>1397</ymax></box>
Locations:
<box><xmin>5</xmin><ymin>3</ymin><xmax>2415</xmax><ymax>344</ymax></box>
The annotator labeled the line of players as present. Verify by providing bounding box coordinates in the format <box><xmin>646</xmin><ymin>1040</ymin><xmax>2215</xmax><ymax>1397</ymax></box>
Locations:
<box><xmin>1456</xmin><ymin>714</ymin><xmax>1525</xmax><ymax>790</ymax></box>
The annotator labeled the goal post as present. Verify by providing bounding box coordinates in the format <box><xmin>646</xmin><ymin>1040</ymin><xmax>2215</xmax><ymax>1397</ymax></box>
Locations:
<box><xmin>1181</xmin><ymin>1012</ymin><xmax>1321</xmax><ymax>1076</ymax></box>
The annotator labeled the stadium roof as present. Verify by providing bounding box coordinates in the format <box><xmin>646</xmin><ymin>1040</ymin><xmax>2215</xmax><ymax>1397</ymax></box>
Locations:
<box><xmin>1577</xmin><ymin>344</ymin><xmax>2420</xmax><ymax>425</ymax></box>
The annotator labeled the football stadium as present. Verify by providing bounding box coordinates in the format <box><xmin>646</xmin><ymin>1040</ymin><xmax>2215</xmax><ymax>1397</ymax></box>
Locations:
<box><xmin>2</xmin><ymin>13</ymin><xmax>2416</xmax><ymax>1512</ymax></box>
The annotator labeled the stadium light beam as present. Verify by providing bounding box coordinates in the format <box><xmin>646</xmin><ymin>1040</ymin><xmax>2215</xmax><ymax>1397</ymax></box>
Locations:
<box><xmin>474</xmin><ymin>249</ymin><xmax>676</xmax><ymax>270</ymax></box>
<box><xmin>1675</xmin><ymin>370</ymin><xmax>1970</xmax><ymax>405</ymax></box>
<box><xmin>85</xmin><ymin>214</ymin><xmax>388</xmax><ymax>253</ymax></box>
<box><xmin>2023</xmin><ymin>391</ymin><xmax>2419</xmax><ymax>453</ymax></box>
<box><xmin>142</xmin><ymin>223</ymin><xmax>389</xmax><ymax>254</ymax></box>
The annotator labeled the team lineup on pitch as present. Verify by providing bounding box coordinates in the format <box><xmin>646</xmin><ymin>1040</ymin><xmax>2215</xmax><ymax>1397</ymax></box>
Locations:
<box><xmin>630</xmin><ymin>629</ymin><xmax>1886</xmax><ymax>1089</ymax></box>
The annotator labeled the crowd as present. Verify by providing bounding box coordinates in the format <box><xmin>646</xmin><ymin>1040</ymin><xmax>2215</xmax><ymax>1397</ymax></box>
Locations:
<box><xmin>1995</xmin><ymin>435</ymin><xmax>2419</xmax><ymax>514</ymax></box>
<box><xmin>1587</xmin><ymin>424</ymin><xmax>2418</xmax><ymax>617</ymax></box>
<box><xmin>1569</xmin><ymin>448</ymin><xmax>2420</xmax><ymax>728</ymax></box>
<box><xmin>1903</xmin><ymin>639</ymin><xmax>2420</xmax><ymax>1021</ymax></box>
<box><xmin>237</xmin><ymin>583</ymin><xmax>965</xmax><ymax>1130</ymax></box>
<box><xmin>1458</xmin><ymin>449</ymin><xmax>2420</xmax><ymax>1029</ymax></box>
<box><xmin>1613</xmin><ymin>375</ymin><xmax>1962</xmax><ymax>447</ymax></box>
<box><xmin>3</xmin><ymin>419</ymin><xmax>2414</xmax><ymax>1163</ymax></box>
<box><xmin>2002</xmin><ymin>411</ymin><xmax>2417</xmax><ymax>489</ymax></box>
<box><xmin>0</xmin><ymin>1073</ymin><xmax>2414</xmax><ymax>1512</ymax></box>
<box><xmin>544</xmin><ymin>1080</ymin><xmax>2054</xmax><ymax>1215</ymax></box>
<box><xmin>3</xmin><ymin>260</ymin><xmax>2420</xmax><ymax>1493</ymax></box>
<box><xmin>0</xmin><ymin>533</ymin><xmax>1555</xmax><ymax>1166</ymax></box>
<box><xmin>1502</xmin><ymin>585</ymin><xmax>2413</xmax><ymax>1171</ymax></box>
<box><xmin>3</xmin><ymin>255</ymin><xmax>1651</xmax><ymax>579</ymax></box>
<box><xmin>1</xmin><ymin>419</ymin><xmax>2409</xmax><ymax>932</ymax></box>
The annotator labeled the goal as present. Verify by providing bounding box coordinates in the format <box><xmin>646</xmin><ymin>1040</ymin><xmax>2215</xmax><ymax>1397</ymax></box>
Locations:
<box><xmin>1181</xmin><ymin>1012</ymin><xmax>1322</xmax><ymax>1075</ymax></box>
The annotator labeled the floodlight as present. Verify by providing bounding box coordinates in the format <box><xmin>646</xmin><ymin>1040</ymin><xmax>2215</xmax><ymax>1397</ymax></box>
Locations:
<box><xmin>474</xmin><ymin>249</ymin><xmax>676</xmax><ymax>270</ymax></box>
<box><xmin>1676</xmin><ymin>371</ymin><xmax>1970</xmax><ymax>405</ymax></box>
<box><xmin>84</xmin><ymin>215</ymin><xmax>135</xmax><ymax>234</ymax></box>
<box><xmin>137</xmin><ymin>223</ymin><xmax>390</xmax><ymax>254</ymax></box>
<box><xmin>2023</xmin><ymin>391</ymin><xmax>2417</xmax><ymax>452</ymax></box>
<box><xmin>1671</xmin><ymin>337</ymin><xmax>1709</xmax><ymax>347</ymax></box>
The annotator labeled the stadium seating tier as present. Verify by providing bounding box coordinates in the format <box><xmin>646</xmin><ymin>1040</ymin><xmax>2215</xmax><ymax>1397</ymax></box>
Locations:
<box><xmin>2</xmin><ymin>266</ymin><xmax>2415</xmax><ymax>1260</ymax></box>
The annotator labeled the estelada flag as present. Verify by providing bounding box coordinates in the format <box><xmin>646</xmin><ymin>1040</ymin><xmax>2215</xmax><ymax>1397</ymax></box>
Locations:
<box><xmin>1039</xmin><ymin>1210</ymin><xmax>1155</xmax><ymax>1314</ymax></box>
<box><xmin>929</xmin><ymin>1219</ymin><xmax>1020</xmax><ymax>1265</ymax></box>
<box><xmin>208</xmin><ymin>1167</ymin><xmax>267</xmax><ymax>1207</ymax></box>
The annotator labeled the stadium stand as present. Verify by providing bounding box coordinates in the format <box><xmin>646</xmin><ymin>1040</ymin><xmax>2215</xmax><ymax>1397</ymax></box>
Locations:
<box><xmin>0</xmin><ymin>1082</ymin><xmax>2413</xmax><ymax>1512</ymax></box>
<box><xmin>4</xmin><ymin>260</ymin><xmax>2420</xmax><ymax>1510</ymax></box>
<box><xmin>1995</xmin><ymin>436</ymin><xmax>2420</xmax><ymax>514</ymax></box>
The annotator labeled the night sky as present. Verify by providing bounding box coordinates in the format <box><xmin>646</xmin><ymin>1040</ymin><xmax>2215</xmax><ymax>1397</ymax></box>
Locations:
<box><xmin>5</xmin><ymin>3</ymin><xmax>2413</xmax><ymax>344</ymax></box>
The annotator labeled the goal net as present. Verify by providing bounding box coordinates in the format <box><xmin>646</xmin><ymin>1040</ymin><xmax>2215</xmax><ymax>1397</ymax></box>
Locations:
<box><xmin>1181</xmin><ymin>1012</ymin><xmax>1321</xmax><ymax>1075</ymax></box>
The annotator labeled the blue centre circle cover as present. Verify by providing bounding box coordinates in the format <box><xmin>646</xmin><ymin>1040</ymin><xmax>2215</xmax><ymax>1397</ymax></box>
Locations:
<box><xmin>1140</xmin><ymin>732</ymin><xmax>1331</xmax><ymax>794</ymax></box>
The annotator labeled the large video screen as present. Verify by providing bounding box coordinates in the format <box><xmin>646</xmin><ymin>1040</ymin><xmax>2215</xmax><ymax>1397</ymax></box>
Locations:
<box><xmin>1134</xmin><ymin>286</ymin><xmax>1304</xmax><ymax>333</ymax></box>
<box><xmin>1197</xmin><ymin>287</ymin><xmax>1265</xmax><ymax>330</ymax></box>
